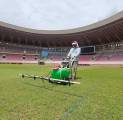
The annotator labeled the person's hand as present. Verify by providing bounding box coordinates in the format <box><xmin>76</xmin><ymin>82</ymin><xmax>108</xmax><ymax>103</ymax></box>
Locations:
<box><xmin>67</xmin><ymin>56</ymin><xmax>70</xmax><ymax>59</ymax></box>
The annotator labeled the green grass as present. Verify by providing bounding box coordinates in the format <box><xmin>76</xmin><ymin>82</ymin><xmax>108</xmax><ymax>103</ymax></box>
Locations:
<box><xmin>0</xmin><ymin>64</ymin><xmax>123</xmax><ymax>120</ymax></box>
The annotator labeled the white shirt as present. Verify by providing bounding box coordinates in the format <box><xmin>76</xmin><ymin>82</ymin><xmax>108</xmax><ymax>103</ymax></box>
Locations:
<box><xmin>67</xmin><ymin>47</ymin><xmax>81</xmax><ymax>61</ymax></box>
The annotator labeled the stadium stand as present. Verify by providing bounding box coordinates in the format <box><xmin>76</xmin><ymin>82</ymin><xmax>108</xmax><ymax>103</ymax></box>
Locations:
<box><xmin>0</xmin><ymin>11</ymin><xmax>123</xmax><ymax>64</ymax></box>
<box><xmin>0</xmin><ymin>43</ymin><xmax>39</xmax><ymax>63</ymax></box>
<box><xmin>0</xmin><ymin>41</ymin><xmax>123</xmax><ymax>64</ymax></box>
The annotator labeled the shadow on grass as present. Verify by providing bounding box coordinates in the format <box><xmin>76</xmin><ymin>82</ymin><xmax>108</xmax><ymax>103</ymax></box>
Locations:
<box><xmin>23</xmin><ymin>81</ymin><xmax>83</xmax><ymax>98</ymax></box>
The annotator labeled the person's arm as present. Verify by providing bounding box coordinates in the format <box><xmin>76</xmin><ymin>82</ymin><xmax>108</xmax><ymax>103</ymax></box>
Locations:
<box><xmin>67</xmin><ymin>48</ymin><xmax>73</xmax><ymax>58</ymax></box>
<box><xmin>76</xmin><ymin>48</ymin><xmax>81</xmax><ymax>57</ymax></box>
<box><xmin>78</xmin><ymin>48</ymin><xmax>81</xmax><ymax>56</ymax></box>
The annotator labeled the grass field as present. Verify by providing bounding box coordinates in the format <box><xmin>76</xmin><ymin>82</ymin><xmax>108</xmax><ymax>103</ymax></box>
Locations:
<box><xmin>0</xmin><ymin>64</ymin><xmax>123</xmax><ymax>120</ymax></box>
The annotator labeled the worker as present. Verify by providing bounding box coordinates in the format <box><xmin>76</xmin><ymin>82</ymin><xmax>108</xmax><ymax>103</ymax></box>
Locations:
<box><xmin>67</xmin><ymin>41</ymin><xmax>81</xmax><ymax>80</ymax></box>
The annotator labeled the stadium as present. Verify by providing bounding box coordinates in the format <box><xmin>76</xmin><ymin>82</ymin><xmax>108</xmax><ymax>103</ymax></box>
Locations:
<box><xmin>0</xmin><ymin>1</ymin><xmax>123</xmax><ymax>120</ymax></box>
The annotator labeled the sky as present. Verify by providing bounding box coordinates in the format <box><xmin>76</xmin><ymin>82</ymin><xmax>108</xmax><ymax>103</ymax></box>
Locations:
<box><xmin>0</xmin><ymin>0</ymin><xmax>123</xmax><ymax>30</ymax></box>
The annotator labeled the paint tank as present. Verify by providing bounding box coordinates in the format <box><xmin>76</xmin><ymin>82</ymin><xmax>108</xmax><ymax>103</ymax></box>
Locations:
<box><xmin>51</xmin><ymin>68</ymin><xmax>70</xmax><ymax>80</ymax></box>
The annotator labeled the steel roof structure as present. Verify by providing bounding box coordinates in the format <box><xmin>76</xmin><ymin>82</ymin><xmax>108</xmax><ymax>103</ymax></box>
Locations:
<box><xmin>0</xmin><ymin>11</ymin><xmax>123</xmax><ymax>47</ymax></box>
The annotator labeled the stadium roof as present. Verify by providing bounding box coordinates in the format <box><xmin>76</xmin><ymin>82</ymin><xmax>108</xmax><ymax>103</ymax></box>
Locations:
<box><xmin>0</xmin><ymin>11</ymin><xmax>123</xmax><ymax>47</ymax></box>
